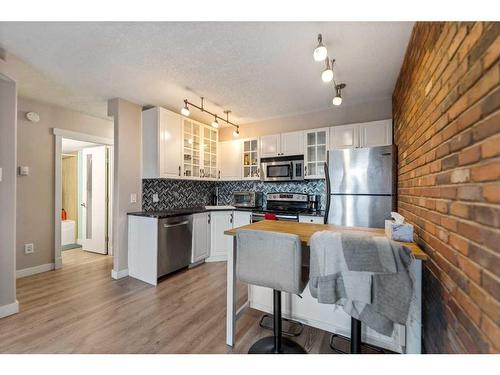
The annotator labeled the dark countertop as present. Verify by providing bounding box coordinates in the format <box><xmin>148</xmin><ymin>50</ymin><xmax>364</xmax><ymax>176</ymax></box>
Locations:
<box><xmin>128</xmin><ymin>207</ymin><xmax>325</xmax><ymax>219</ymax></box>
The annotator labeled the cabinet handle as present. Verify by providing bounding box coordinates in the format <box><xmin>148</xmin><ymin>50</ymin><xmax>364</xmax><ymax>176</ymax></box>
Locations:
<box><xmin>208</xmin><ymin>214</ymin><xmax>211</xmax><ymax>224</ymax></box>
<box><xmin>218</xmin><ymin>170</ymin><xmax>220</xmax><ymax>179</ymax></box>
<box><xmin>178</xmin><ymin>166</ymin><xmax>181</xmax><ymax>176</ymax></box>
<box><xmin>304</xmin><ymin>165</ymin><xmax>307</xmax><ymax>176</ymax></box>
<box><xmin>230</xmin><ymin>213</ymin><xmax>233</xmax><ymax>224</ymax></box>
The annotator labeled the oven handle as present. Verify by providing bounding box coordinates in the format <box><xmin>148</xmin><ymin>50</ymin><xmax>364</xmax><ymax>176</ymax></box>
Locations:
<box><xmin>290</xmin><ymin>162</ymin><xmax>293</xmax><ymax>179</ymax></box>
<box><xmin>163</xmin><ymin>220</ymin><xmax>190</xmax><ymax>228</ymax></box>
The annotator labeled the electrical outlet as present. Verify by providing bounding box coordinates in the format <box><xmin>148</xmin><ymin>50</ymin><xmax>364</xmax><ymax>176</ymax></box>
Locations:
<box><xmin>24</xmin><ymin>243</ymin><xmax>34</xmax><ymax>254</ymax></box>
<box><xmin>152</xmin><ymin>193</ymin><xmax>159</xmax><ymax>203</ymax></box>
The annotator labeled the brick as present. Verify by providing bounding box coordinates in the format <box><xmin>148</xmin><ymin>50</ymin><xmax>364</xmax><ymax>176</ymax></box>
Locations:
<box><xmin>450</xmin><ymin>169</ymin><xmax>470</xmax><ymax>183</ymax></box>
<box><xmin>442</xmin><ymin>216</ymin><xmax>458</xmax><ymax>231</ymax></box>
<box><xmin>483</xmin><ymin>184</ymin><xmax>500</xmax><ymax>203</ymax></box>
<box><xmin>450</xmin><ymin>131</ymin><xmax>472</xmax><ymax>152</ymax></box>
<box><xmin>471</xmin><ymin>160</ymin><xmax>500</xmax><ymax>182</ymax></box>
<box><xmin>449</xmin><ymin>233</ymin><xmax>469</xmax><ymax>255</ymax></box>
<box><xmin>480</xmin><ymin>134</ymin><xmax>500</xmax><ymax>158</ymax></box>
<box><xmin>456</xmin><ymin>254</ymin><xmax>481</xmax><ymax>284</ymax></box>
<box><xmin>469</xmin><ymin>243</ymin><xmax>500</xmax><ymax>274</ymax></box>
<box><xmin>481</xmin><ymin>314</ymin><xmax>500</xmax><ymax>352</ymax></box>
<box><xmin>481</xmin><ymin>86</ymin><xmax>500</xmax><ymax>117</ymax></box>
<box><xmin>469</xmin><ymin>23</ymin><xmax>500</xmax><ymax>66</ymax></box>
<box><xmin>472</xmin><ymin>205</ymin><xmax>500</xmax><ymax>227</ymax></box>
<box><xmin>469</xmin><ymin>281</ymin><xmax>500</xmax><ymax>324</ymax></box>
<box><xmin>455</xmin><ymin>288</ymin><xmax>481</xmax><ymax>325</ymax></box>
<box><xmin>450</xmin><ymin>202</ymin><xmax>470</xmax><ymax>218</ymax></box>
<box><xmin>472</xmin><ymin>110</ymin><xmax>500</xmax><ymax>142</ymax></box>
<box><xmin>481</xmin><ymin>270</ymin><xmax>500</xmax><ymax>301</ymax></box>
<box><xmin>436</xmin><ymin>200</ymin><xmax>449</xmax><ymax>214</ymax></box>
<box><xmin>442</xmin><ymin>154</ymin><xmax>459</xmax><ymax>170</ymax></box>
<box><xmin>457</xmin><ymin>185</ymin><xmax>482</xmax><ymax>201</ymax></box>
<box><xmin>482</xmin><ymin>34</ymin><xmax>500</xmax><ymax>70</ymax></box>
<box><xmin>458</xmin><ymin>145</ymin><xmax>481</xmax><ymax>165</ymax></box>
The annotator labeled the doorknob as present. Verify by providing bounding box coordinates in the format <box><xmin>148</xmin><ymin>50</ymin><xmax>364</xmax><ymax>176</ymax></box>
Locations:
<box><xmin>81</xmin><ymin>203</ymin><xmax>87</xmax><ymax>208</ymax></box>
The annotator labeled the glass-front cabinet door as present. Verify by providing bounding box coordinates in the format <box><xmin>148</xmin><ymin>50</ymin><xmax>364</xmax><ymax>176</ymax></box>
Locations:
<box><xmin>304</xmin><ymin>128</ymin><xmax>329</xmax><ymax>179</ymax></box>
<box><xmin>203</xmin><ymin>125</ymin><xmax>218</xmax><ymax>179</ymax></box>
<box><xmin>242</xmin><ymin>138</ymin><xmax>259</xmax><ymax>179</ymax></box>
<box><xmin>183</xmin><ymin>120</ymin><xmax>201</xmax><ymax>178</ymax></box>
<box><xmin>182</xmin><ymin>119</ymin><xmax>218</xmax><ymax>180</ymax></box>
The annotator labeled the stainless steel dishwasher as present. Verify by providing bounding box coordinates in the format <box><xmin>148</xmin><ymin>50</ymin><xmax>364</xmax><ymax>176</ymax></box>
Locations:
<box><xmin>157</xmin><ymin>215</ymin><xmax>193</xmax><ymax>278</ymax></box>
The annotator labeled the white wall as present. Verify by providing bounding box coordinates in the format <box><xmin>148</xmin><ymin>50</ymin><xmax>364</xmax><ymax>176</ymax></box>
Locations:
<box><xmin>107</xmin><ymin>98</ymin><xmax>142</xmax><ymax>277</ymax></box>
<box><xmin>0</xmin><ymin>74</ymin><xmax>18</xmax><ymax>317</ymax></box>
<box><xmin>219</xmin><ymin>97</ymin><xmax>392</xmax><ymax>141</ymax></box>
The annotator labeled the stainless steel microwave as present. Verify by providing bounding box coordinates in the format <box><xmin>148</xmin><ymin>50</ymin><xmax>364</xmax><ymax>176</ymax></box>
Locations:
<box><xmin>260</xmin><ymin>155</ymin><xmax>304</xmax><ymax>182</ymax></box>
<box><xmin>233</xmin><ymin>191</ymin><xmax>263</xmax><ymax>208</ymax></box>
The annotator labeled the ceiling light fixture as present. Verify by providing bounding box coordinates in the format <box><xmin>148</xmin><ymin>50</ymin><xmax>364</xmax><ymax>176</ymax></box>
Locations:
<box><xmin>181</xmin><ymin>99</ymin><xmax>190</xmax><ymax>116</ymax></box>
<box><xmin>332</xmin><ymin>83</ymin><xmax>346</xmax><ymax>106</ymax></box>
<box><xmin>181</xmin><ymin>98</ymin><xmax>240</xmax><ymax>137</ymax></box>
<box><xmin>233</xmin><ymin>128</ymin><xmax>240</xmax><ymax>137</ymax></box>
<box><xmin>313</xmin><ymin>34</ymin><xmax>328</xmax><ymax>62</ymax></box>
<box><xmin>211</xmin><ymin>115</ymin><xmax>219</xmax><ymax>129</ymax></box>
<box><xmin>321</xmin><ymin>58</ymin><xmax>334</xmax><ymax>83</ymax></box>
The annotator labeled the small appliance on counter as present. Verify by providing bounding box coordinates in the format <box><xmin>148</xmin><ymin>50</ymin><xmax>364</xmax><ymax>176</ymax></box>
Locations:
<box><xmin>260</xmin><ymin>155</ymin><xmax>304</xmax><ymax>182</ymax></box>
<box><xmin>233</xmin><ymin>191</ymin><xmax>263</xmax><ymax>208</ymax></box>
<box><xmin>251</xmin><ymin>192</ymin><xmax>322</xmax><ymax>222</ymax></box>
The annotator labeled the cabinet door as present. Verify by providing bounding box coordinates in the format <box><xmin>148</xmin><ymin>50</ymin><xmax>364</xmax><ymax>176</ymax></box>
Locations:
<box><xmin>281</xmin><ymin>131</ymin><xmax>304</xmax><ymax>156</ymax></box>
<box><xmin>260</xmin><ymin>134</ymin><xmax>281</xmax><ymax>158</ymax></box>
<box><xmin>203</xmin><ymin>125</ymin><xmax>219</xmax><ymax>179</ymax></box>
<box><xmin>242</xmin><ymin>138</ymin><xmax>259</xmax><ymax>179</ymax></box>
<box><xmin>192</xmin><ymin>212</ymin><xmax>210</xmax><ymax>263</ymax></box>
<box><xmin>182</xmin><ymin>119</ymin><xmax>202</xmax><ymax>178</ymax></box>
<box><xmin>159</xmin><ymin>109</ymin><xmax>183</xmax><ymax>178</ymax></box>
<box><xmin>219</xmin><ymin>140</ymin><xmax>242</xmax><ymax>180</ymax></box>
<box><xmin>330</xmin><ymin>124</ymin><xmax>359</xmax><ymax>149</ymax></box>
<box><xmin>359</xmin><ymin>119</ymin><xmax>392</xmax><ymax>147</ymax></box>
<box><xmin>233</xmin><ymin>211</ymin><xmax>251</xmax><ymax>228</ymax></box>
<box><xmin>209</xmin><ymin>211</ymin><xmax>233</xmax><ymax>261</ymax></box>
<box><xmin>304</xmin><ymin>128</ymin><xmax>329</xmax><ymax>179</ymax></box>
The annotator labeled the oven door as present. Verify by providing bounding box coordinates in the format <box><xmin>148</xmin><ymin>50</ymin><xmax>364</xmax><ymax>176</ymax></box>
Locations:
<box><xmin>261</xmin><ymin>161</ymin><xmax>293</xmax><ymax>181</ymax></box>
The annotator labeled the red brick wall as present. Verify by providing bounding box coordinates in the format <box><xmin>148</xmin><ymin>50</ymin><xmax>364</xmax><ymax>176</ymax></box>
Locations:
<box><xmin>393</xmin><ymin>22</ymin><xmax>500</xmax><ymax>353</ymax></box>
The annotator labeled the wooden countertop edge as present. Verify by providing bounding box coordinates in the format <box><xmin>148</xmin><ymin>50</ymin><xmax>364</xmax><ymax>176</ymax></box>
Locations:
<box><xmin>224</xmin><ymin>221</ymin><xmax>428</xmax><ymax>261</ymax></box>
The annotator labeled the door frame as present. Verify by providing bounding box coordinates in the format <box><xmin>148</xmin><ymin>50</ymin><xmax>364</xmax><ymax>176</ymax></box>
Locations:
<box><xmin>53</xmin><ymin>128</ymin><xmax>113</xmax><ymax>269</ymax></box>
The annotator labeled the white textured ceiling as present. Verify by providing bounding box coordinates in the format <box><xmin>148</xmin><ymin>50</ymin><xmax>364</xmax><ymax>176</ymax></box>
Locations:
<box><xmin>0</xmin><ymin>22</ymin><xmax>413</xmax><ymax>123</ymax></box>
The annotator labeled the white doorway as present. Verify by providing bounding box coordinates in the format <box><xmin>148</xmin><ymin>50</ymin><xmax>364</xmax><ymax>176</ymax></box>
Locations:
<box><xmin>54</xmin><ymin>129</ymin><xmax>113</xmax><ymax>268</ymax></box>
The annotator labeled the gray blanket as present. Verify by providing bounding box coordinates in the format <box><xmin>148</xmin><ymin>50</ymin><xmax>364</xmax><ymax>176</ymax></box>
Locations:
<box><xmin>309</xmin><ymin>231</ymin><xmax>414</xmax><ymax>336</ymax></box>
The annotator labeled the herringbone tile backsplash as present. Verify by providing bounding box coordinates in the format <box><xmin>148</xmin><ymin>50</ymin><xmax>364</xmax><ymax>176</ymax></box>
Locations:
<box><xmin>142</xmin><ymin>178</ymin><xmax>325</xmax><ymax>211</ymax></box>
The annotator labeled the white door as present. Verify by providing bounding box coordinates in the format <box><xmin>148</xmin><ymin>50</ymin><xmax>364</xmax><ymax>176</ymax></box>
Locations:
<box><xmin>208</xmin><ymin>211</ymin><xmax>233</xmax><ymax>261</ymax></box>
<box><xmin>281</xmin><ymin>131</ymin><xmax>304</xmax><ymax>156</ymax></box>
<box><xmin>359</xmin><ymin>120</ymin><xmax>393</xmax><ymax>147</ymax></box>
<box><xmin>219</xmin><ymin>140</ymin><xmax>242</xmax><ymax>180</ymax></box>
<box><xmin>330</xmin><ymin>124</ymin><xmax>359</xmax><ymax>149</ymax></box>
<box><xmin>192</xmin><ymin>212</ymin><xmax>210</xmax><ymax>263</ymax></box>
<box><xmin>260</xmin><ymin>134</ymin><xmax>281</xmax><ymax>157</ymax></box>
<box><xmin>81</xmin><ymin>146</ymin><xmax>107</xmax><ymax>254</ymax></box>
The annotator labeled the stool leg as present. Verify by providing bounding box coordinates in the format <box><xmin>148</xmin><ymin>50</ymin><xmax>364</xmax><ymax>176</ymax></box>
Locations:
<box><xmin>350</xmin><ymin>318</ymin><xmax>362</xmax><ymax>354</ymax></box>
<box><xmin>273</xmin><ymin>290</ymin><xmax>282</xmax><ymax>353</ymax></box>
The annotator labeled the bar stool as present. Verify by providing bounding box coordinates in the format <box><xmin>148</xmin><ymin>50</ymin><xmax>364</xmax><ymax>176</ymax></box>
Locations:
<box><xmin>236</xmin><ymin>229</ymin><xmax>308</xmax><ymax>354</ymax></box>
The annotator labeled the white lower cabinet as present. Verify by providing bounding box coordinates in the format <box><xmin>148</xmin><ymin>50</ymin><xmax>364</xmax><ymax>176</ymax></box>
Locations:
<box><xmin>298</xmin><ymin>215</ymin><xmax>324</xmax><ymax>224</ymax></box>
<box><xmin>233</xmin><ymin>211</ymin><xmax>252</xmax><ymax>228</ymax></box>
<box><xmin>207</xmin><ymin>211</ymin><xmax>234</xmax><ymax>262</ymax></box>
<box><xmin>192</xmin><ymin>212</ymin><xmax>210</xmax><ymax>263</ymax></box>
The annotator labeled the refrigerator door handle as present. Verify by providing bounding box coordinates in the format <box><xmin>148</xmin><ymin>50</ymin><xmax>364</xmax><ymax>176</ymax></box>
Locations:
<box><xmin>323</xmin><ymin>156</ymin><xmax>331</xmax><ymax>224</ymax></box>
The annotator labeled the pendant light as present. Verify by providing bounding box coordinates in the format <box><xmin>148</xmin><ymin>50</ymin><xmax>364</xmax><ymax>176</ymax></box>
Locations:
<box><xmin>181</xmin><ymin>100</ymin><xmax>190</xmax><ymax>116</ymax></box>
<box><xmin>332</xmin><ymin>83</ymin><xmax>346</xmax><ymax>106</ymax></box>
<box><xmin>313</xmin><ymin>34</ymin><xmax>328</xmax><ymax>62</ymax></box>
<box><xmin>321</xmin><ymin>58</ymin><xmax>334</xmax><ymax>83</ymax></box>
<box><xmin>211</xmin><ymin>115</ymin><xmax>219</xmax><ymax>129</ymax></box>
<box><xmin>233</xmin><ymin>127</ymin><xmax>240</xmax><ymax>137</ymax></box>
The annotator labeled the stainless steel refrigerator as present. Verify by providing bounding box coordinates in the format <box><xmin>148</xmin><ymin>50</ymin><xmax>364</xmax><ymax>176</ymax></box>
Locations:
<box><xmin>324</xmin><ymin>145</ymin><xmax>396</xmax><ymax>228</ymax></box>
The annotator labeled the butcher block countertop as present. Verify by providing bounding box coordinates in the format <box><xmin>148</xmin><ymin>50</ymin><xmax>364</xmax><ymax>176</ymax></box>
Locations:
<box><xmin>224</xmin><ymin>220</ymin><xmax>428</xmax><ymax>261</ymax></box>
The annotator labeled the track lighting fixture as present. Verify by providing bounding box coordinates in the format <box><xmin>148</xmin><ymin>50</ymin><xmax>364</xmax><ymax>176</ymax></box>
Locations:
<box><xmin>211</xmin><ymin>115</ymin><xmax>219</xmax><ymax>129</ymax></box>
<box><xmin>322</xmin><ymin>58</ymin><xmax>334</xmax><ymax>83</ymax></box>
<box><xmin>332</xmin><ymin>83</ymin><xmax>346</xmax><ymax>106</ymax></box>
<box><xmin>181</xmin><ymin>98</ymin><xmax>240</xmax><ymax>137</ymax></box>
<box><xmin>181</xmin><ymin>100</ymin><xmax>190</xmax><ymax>116</ymax></box>
<box><xmin>313</xmin><ymin>34</ymin><xmax>328</xmax><ymax>62</ymax></box>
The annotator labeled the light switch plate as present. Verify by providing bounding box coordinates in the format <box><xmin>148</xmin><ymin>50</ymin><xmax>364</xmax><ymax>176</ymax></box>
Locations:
<box><xmin>152</xmin><ymin>193</ymin><xmax>159</xmax><ymax>203</ymax></box>
<box><xmin>24</xmin><ymin>243</ymin><xmax>34</xmax><ymax>254</ymax></box>
<box><xmin>19</xmin><ymin>166</ymin><xmax>29</xmax><ymax>176</ymax></box>
<box><xmin>130</xmin><ymin>193</ymin><xmax>137</xmax><ymax>203</ymax></box>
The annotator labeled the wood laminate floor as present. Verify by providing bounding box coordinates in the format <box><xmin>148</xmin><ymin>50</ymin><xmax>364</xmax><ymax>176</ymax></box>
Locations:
<box><xmin>0</xmin><ymin>249</ymin><xmax>334</xmax><ymax>354</ymax></box>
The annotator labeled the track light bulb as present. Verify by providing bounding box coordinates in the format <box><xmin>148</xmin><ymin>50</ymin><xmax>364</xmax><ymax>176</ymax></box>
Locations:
<box><xmin>233</xmin><ymin>128</ymin><xmax>240</xmax><ymax>137</ymax></box>
<box><xmin>212</xmin><ymin>116</ymin><xmax>219</xmax><ymax>129</ymax></box>
<box><xmin>332</xmin><ymin>83</ymin><xmax>346</xmax><ymax>106</ymax></box>
<box><xmin>322</xmin><ymin>59</ymin><xmax>334</xmax><ymax>83</ymax></box>
<box><xmin>181</xmin><ymin>101</ymin><xmax>190</xmax><ymax>116</ymax></box>
<box><xmin>313</xmin><ymin>34</ymin><xmax>328</xmax><ymax>62</ymax></box>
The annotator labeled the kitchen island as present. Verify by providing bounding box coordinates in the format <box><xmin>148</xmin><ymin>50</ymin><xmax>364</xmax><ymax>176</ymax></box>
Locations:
<box><xmin>224</xmin><ymin>220</ymin><xmax>428</xmax><ymax>353</ymax></box>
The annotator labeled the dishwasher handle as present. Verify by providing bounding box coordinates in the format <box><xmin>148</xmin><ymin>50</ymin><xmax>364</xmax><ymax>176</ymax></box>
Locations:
<box><xmin>163</xmin><ymin>220</ymin><xmax>190</xmax><ymax>228</ymax></box>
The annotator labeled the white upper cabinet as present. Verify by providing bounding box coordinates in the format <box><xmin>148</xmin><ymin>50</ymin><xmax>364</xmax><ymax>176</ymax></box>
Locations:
<box><xmin>304</xmin><ymin>127</ymin><xmax>329</xmax><ymax>179</ymax></box>
<box><xmin>219</xmin><ymin>140</ymin><xmax>243</xmax><ymax>180</ymax></box>
<box><xmin>281</xmin><ymin>131</ymin><xmax>304</xmax><ymax>156</ymax></box>
<box><xmin>182</xmin><ymin>118</ymin><xmax>218</xmax><ymax>180</ymax></box>
<box><xmin>359</xmin><ymin>119</ymin><xmax>393</xmax><ymax>148</ymax></box>
<box><xmin>142</xmin><ymin>107</ymin><xmax>183</xmax><ymax>179</ymax></box>
<box><xmin>330</xmin><ymin>124</ymin><xmax>359</xmax><ymax>149</ymax></box>
<box><xmin>330</xmin><ymin>120</ymin><xmax>392</xmax><ymax>149</ymax></box>
<box><xmin>242</xmin><ymin>138</ymin><xmax>260</xmax><ymax>179</ymax></box>
<box><xmin>260</xmin><ymin>134</ymin><xmax>281</xmax><ymax>158</ymax></box>
<box><xmin>260</xmin><ymin>131</ymin><xmax>304</xmax><ymax>157</ymax></box>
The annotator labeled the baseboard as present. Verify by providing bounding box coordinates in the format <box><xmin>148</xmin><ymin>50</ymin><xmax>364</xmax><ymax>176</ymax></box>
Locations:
<box><xmin>205</xmin><ymin>255</ymin><xmax>227</xmax><ymax>262</ymax></box>
<box><xmin>16</xmin><ymin>263</ymin><xmax>55</xmax><ymax>279</ymax></box>
<box><xmin>0</xmin><ymin>300</ymin><xmax>19</xmax><ymax>319</ymax></box>
<box><xmin>111</xmin><ymin>268</ymin><xmax>129</xmax><ymax>279</ymax></box>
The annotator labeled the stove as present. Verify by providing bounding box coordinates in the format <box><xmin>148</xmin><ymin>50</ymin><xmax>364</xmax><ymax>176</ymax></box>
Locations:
<box><xmin>251</xmin><ymin>192</ymin><xmax>319</xmax><ymax>222</ymax></box>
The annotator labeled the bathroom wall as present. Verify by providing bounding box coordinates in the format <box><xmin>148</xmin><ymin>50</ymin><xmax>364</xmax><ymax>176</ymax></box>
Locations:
<box><xmin>62</xmin><ymin>155</ymin><xmax>78</xmax><ymax>241</ymax></box>
<box><xmin>142</xmin><ymin>178</ymin><xmax>326</xmax><ymax>211</ymax></box>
